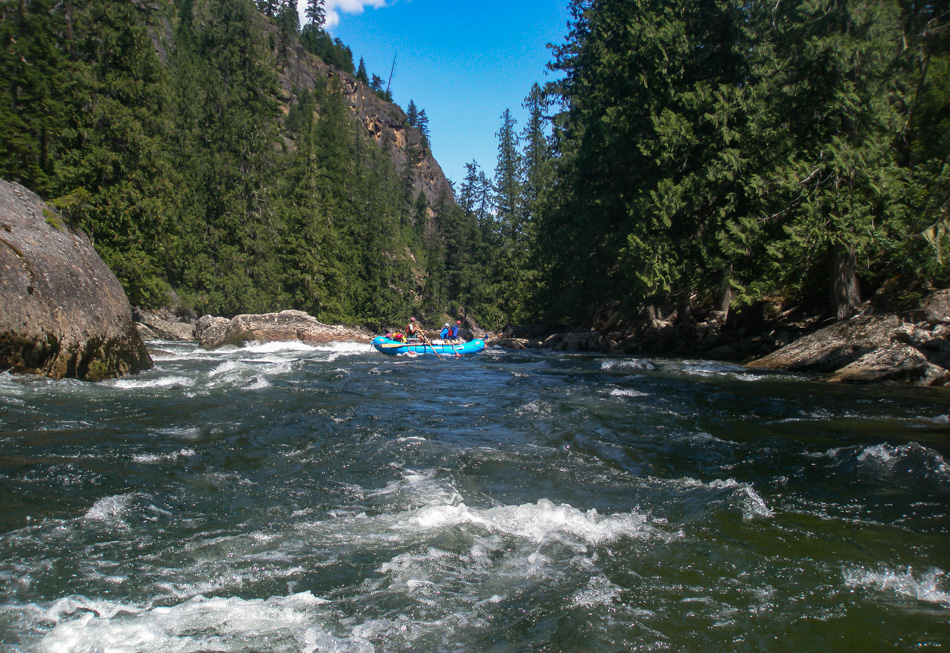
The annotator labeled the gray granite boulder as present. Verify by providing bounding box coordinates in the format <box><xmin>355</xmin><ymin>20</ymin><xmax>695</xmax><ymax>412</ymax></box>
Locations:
<box><xmin>0</xmin><ymin>179</ymin><xmax>151</xmax><ymax>380</ymax></box>
<box><xmin>198</xmin><ymin>310</ymin><xmax>371</xmax><ymax>349</ymax></box>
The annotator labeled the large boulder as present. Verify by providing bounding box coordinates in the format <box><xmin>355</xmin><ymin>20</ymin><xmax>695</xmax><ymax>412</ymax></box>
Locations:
<box><xmin>747</xmin><ymin>315</ymin><xmax>900</xmax><ymax>373</ymax></box>
<box><xmin>0</xmin><ymin>180</ymin><xmax>151</xmax><ymax>380</ymax></box>
<box><xmin>747</xmin><ymin>312</ymin><xmax>949</xmax><ymax>386</ymax></box>
<box><xmin>827</xmin><ymin>345</ymin><xmax>949</xmax><ymax>385</ymax></box>
<box><xmin>198</xmin><ymin>310</ymin><xmax>372</xmax><ymax>349</ymax></box>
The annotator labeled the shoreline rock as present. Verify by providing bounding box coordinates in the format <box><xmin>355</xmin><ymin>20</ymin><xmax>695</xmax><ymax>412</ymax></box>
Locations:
<box><xmin>197</xmin><ymin>310</ymin><xmax>372</xmax><ymax>349</ymax></box>
<box><xmin>134</xmin><ymin>307</ymin><xmax>196</xmax><ymax>342</ymax></box>
<box><xmin>747</xmin><ymin>308</ymin><xmax>950</xmax><ymax>386</ymax></box>
<box><xmin>0</xmin><ymin>179</ymin><xmax>151</xmax><ymax>380</ymax></box>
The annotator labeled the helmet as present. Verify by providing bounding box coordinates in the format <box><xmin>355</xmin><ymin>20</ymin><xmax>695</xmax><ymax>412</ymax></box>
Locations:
<box><xmin>410</xmin><ymin>317</ymin><xmax>415</xmax><ymax>322</ymax></box>
<box><xmin>444</xmin><ymin>323</ymin><xmax>449</xmax><ymax>328</ymax></box>
<box><xmin>456</xmin><ymin>321</ymin><xmax>461</xmax><ymax>325</ymax></box>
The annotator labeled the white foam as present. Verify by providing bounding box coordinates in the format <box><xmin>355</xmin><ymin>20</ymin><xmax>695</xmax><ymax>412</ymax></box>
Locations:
<box><xmin>820</xmin><ymin>442</ymin><xmax>950</xmax><ymax>483</ymax></box>
<box><xmin>609</xmin><ymin>388</ymin><xmax>647</xmax><ymax>398</ymax></box>
<box><xmin>242</xmin><ymin>340</ymin><xmax>319</xmax><ymax>354</ymax></box>
<box><xmin>311</xmin><ymin>341</ymin><xmax>374</xmax><ymax>355</ymax></box>
<box><xmin>515</xmin><ymin>400</ymin><xmax>553</xmax><ymax>417</ymax></box>
<box><xmin>38</xmin><ymin>592</ymin><xmax>368</xmax><ymax>653</ymax></box>
<box><xmin>208</xmin><ymin>360</ymin><xmax>245</xmax><ymax>378</ymax></box>
<box><xmin>83</xmin><ymin>495</ymin><xmax>133</xmax><ymax>529</ymax></box>
<box><xmin>571</xmin><ymin>576</ymin><xmax>623</xmax><ymax>608</ymax></box>
<box><xmin>677</xmin><ymin>361</ymin><xmax>761</xmax><ymax>380</ymax></box>
<box><xmin>843</xmin><ymin>566</ymin><xmax>950</xmax><ymax>607</ymax></box>
<box><xmin>132</xmin><ymin>448</ymin><xmax>196</xmax><ymax>464</ymax></box>
<box><xmin>602</xmin><ymin>359</ymin><xmax>658</xmax><ymax>371</ymax></box>
<box><xmin>245</xmin><ymin>376</ymin><xmax>272</xmax><ymax>390</ymax></box>
<box><xmin>110</xmin><ymin>376</ymin><xmax>195</xmax><ymax>390</ymax></box>
<box><xmin>404</xmin><ymin>498</ymin><xmax>655</xmax><ymax>546</ymax></box>
<box><xmin>857</xmin><ymin>443</ymin><xmax>950</xmax><ymax>478</ymax></box>
<box><xmin>365</xmin><ymin>469</ymin><xmax>463</xmax><ymax>508</ymax></box>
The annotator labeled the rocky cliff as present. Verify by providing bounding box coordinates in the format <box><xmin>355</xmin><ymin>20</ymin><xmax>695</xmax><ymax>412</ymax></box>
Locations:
<box><xmin>270</xmin><ymin>26</ymin><xmax>455</xmax><ymax>212</ymax></box>
<box><xmin>0</xmin><ymin>180</ymin><xmax>152</xmax><ymax>380</ymax></box>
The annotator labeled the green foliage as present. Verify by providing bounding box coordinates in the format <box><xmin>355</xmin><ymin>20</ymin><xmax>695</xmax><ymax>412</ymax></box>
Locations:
<box><xmin>0</xmin><ymin>0</ymin><xmax>439</xmax><ymax>323</ymax></box>
<box><xmin>0</xmin><ymin>0</ymin><xmax>67</xmax><ymax>196</ymax></box>
<box><xmin>531</xmin><ymin>0</ymin><xmax>950</xmax><ymax>324</ymax></box>
<box><xmin>304</xmin><ymin>0</ymin><xmax>325</xmax><ymax>28</ymax></box>
<box><xmin>299</xmin><ymin>24</ymin><xmax>354</xmax><ymax>74</ymax></box>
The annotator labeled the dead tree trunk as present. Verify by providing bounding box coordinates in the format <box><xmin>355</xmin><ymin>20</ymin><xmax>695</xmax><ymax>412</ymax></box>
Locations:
<box><xmin>831</xmin><ymin>245</ymin><xmax>862</xmax><ymax>320</ymax></box>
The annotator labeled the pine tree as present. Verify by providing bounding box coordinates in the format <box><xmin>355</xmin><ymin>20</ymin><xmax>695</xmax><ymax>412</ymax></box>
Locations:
<box><xmin>174</xmin><ymin>0</ymin><xmax>284</xmax><ymax>315</ymax></box>
<box><xmin>416</xmin><ymin>109</ymin><xmax>430</xmax><ymax>147</ymax></box>
<box><xmin>257</xmin><ymin>0</ymin><xmax>278</xmax><ymax>18</ymax></box>
<box><xmin>52</xmin><ymin>0</ymin><xmax>180</xmax><ymax>307</ymax></box>
<box><xmin>0</xmin><ymin>0</ymin><xmax>67</xmax><ymax>196</ymax></box>
<box><xmin>356</xmin><ymin>57</ymin><xmax>369</xmax><ymax>85</ymax></box>
<box><xmin>276</xmin><ymin>0</ymin><xmax>300</xmax><ymax>65</ymax></box>
<box><xmin>304</xmin><ymin>0</ymin><xmax>326</xmax><ymax>28</ymax></box>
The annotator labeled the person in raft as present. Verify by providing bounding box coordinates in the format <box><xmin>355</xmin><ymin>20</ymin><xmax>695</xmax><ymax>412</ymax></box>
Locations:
<box><xmin>406</xmin><ymin>317</ymin><xmax>421</xmax><ymax>342</ymax></box>
<box><xmin>448</xmin><ymin>320</ymin><xmax>461</xmax><ymax>342</ymax></box>
<box><xmin>440</xmin><ymin>323</ymin><xmax>450</xmax><ymax>339</ymax></box>
<box><xmin>385</xmin><ymin>331</ymin><xmax>407</xmax><ymax>343</ymax></box>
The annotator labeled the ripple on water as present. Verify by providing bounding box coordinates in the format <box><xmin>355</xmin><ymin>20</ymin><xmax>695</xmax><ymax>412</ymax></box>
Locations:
<box><xmin>819</xmin><ymin>442</ymin><xmax>950</xmax><ymax>486</ymax></box>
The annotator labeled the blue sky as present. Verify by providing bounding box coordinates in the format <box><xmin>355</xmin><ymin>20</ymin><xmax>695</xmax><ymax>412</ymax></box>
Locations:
<box><xmin>296</xmin><ymin>0</ymin><xmax>572</xmax><ymax>188</ymax></box>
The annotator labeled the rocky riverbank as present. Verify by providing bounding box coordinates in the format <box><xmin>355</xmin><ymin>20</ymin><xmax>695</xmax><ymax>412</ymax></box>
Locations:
<box><xmin>134</xmin><ymin>292</ymin><xmax>950</xmax><ymax>387</ymax></box>
<box><xmin>135</xmin><ymin>308</ymin><xmax>372</xmax><ymax>349</ymax></box>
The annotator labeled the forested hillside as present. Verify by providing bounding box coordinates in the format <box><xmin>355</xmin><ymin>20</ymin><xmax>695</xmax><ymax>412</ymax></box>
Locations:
<box><xmin>0</xmin><ymin>0</ymin><xmax>488</xmax><ymax>328</ymax></box>
<box><xmin>4</xmin><ymin>0</ymin><xmax>949</xmax><ymax>333</ymax></box>
<box><xmin>471</xmin><ymin>0</ymin><xmax>950</xmax><ymax>328</ymax></box>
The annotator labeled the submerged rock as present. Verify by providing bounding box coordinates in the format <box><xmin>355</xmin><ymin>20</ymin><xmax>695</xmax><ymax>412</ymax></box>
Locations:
<box><xmin>0</xmin><ymin>179</ymin><xmax>151</xmax><ymax>380</ymax></box>
<box><xmin>197</xmin><ymin>310</ymin><xmax>371</xmax><ymax>349</ymax></box>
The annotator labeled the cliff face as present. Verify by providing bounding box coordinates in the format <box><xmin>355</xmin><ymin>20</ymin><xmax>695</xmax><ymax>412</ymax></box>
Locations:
<box><xmin>272</xmin><ymin>30</ymin><xmax>455</xmax><ymax>212</ymax></box>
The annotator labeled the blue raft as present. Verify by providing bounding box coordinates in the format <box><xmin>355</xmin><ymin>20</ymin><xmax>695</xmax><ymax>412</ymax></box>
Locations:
<box><xmin>372</xmin><ymin>336</ymin><xmax>487</xmax><ymax>356</ymax></box>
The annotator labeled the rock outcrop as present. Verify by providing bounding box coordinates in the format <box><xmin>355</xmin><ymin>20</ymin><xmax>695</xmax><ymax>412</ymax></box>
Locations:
<box><xmin>272</xmin><ymin>27</ymin><xmax>454</xmax><ymax>211</ymax></box>
<box><xmin>194</xmin><ymin>315</ymin><xmax>230</xmax><ymax>348</ymax></box>
<box><xmin>747</xmin><ymin>308</ymin><xmax>950</xmax><ymax>386</ymax></box>
<box><xmin>0</xmin><ymin>179</ymin><xmax>151</xmax><ymax>380</ymax></box>
<box><xmin>133</xmin><ymin>307</ymin><xmax>196</xmax><ymax>341</ymax></box>
<box><xmin>197</xmin><ymin>310</ymin><xmax>371</xmax><ymax>349</ymax></box>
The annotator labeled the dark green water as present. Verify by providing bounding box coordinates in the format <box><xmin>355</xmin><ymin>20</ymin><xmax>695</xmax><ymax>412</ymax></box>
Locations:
<box><xmin>1</xmin><ymin>341</ymin><xmax>948</xmax><ymax>651</ymax></box>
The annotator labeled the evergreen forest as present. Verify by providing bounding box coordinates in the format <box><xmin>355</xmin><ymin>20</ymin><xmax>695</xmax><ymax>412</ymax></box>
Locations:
<box><xmin>2</xmin><ymin>0</ymin><xmax>949</xmax><ymax>331</ymax></box>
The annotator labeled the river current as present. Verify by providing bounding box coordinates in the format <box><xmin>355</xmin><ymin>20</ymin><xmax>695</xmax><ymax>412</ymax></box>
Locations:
<box><xmin>1</xmin><ymin>340</ymin><xmax>948</xmax><ymax>651</ymax></box>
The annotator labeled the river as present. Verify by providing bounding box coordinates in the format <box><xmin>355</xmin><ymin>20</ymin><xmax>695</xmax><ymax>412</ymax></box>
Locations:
<box><xmin>1</xmin><ymin>340</ymin><xmax>948</xmax><ymax>651</ymax></box>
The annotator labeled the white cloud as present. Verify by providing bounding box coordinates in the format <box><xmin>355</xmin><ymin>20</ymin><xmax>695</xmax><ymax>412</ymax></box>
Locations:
<box><xmin>298</xmin><ymin>0</ymin><xmax>391</xmax><ymax>29</ymax></box>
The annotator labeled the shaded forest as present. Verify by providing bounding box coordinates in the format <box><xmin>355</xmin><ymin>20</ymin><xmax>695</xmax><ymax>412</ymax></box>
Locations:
<box><xmin>3</xmin><ymin>0</ymin><xmax>949</xmax><ymax>332</ymax></box>
<box><xmin>481</xmin><ymin>0</ymin><xmax>950</xmax><ymax>328</ymax></box>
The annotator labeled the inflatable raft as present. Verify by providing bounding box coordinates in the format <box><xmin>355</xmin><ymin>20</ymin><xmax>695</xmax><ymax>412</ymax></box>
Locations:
<box><xmin>372</xmin><ymin>336</ymin><xmax>486</xmax><ymax>356</ymax></box>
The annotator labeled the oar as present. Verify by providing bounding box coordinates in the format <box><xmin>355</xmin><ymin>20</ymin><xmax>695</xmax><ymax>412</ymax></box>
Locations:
<box><xmin>421</xmin><ymin>332</ymin><xmax>444</xmax><ymax>361</ymax></box>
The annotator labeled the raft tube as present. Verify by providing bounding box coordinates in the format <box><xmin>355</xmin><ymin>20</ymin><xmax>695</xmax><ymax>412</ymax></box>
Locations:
<box><xmin>372</xmin><ymin>336</ymin><xmax>486</xmax><ymax>356</ymax></box>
